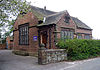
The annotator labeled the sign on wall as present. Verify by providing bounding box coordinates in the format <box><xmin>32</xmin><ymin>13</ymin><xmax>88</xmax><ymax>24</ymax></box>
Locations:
<box><xmin>33</xmin><ymin>36</ymin><xmax>38</xmax><ymax>41</ymax></box>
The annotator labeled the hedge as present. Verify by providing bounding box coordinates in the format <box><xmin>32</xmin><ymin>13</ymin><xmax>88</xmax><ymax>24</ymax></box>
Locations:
<box><xmin>57</xmin><ymin>39</ymin><xmax>100</xmax><ymax>61</ymax></box>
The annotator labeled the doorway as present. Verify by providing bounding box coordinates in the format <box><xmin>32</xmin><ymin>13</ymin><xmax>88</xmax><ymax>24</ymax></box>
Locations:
<box><xmin>40</xmin><ymin>31</ymin><xmax>47</xmax><ymax>48</ymax></box>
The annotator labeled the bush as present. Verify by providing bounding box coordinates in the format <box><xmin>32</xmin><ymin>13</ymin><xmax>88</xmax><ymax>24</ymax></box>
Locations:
<box><xmin>57</xmin><ymin>39</ymin><xmax>100</xmax><ymax>61</ymax></box>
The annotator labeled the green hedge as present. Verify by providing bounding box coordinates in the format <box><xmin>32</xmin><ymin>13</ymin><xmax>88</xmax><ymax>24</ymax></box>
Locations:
<box><xmin>57</xmin><ymin>39</ymin><xmax>100</xmax><ymax>61</ymax></box>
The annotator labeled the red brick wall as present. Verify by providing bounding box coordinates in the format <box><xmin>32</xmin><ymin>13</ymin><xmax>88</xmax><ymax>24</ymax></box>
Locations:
<box><xmin>55</xmin><ymin>13</ymin><xmax>92</xmax><ymax>39</ymax></box>
<box><xmin>13</xmin><ymin>12</ymin><xmax>39</xmax><ymax>53</ymax></box>
<box><xmin>6</xmin><ymin>37</ymin><xmax>10</xmax><ymax>45</ymax></box>
<box><xmin>76</xmin><ymin>28</ymin><xmax>92</xmax><ymax>39</ymax></box>
<box><xmin>9</xmin><ymin>41</ymin><xmax>13</xmax><ymax>49</ymax></box>
<box><xmin>56</xmin><ymin>13</ymin><xmax>76</xmax><ymax>39</ymax></box>
<box><xmin>14</xmin><ymin>12</ymin><xmax>38</xmax><ymax>30</ymax></box>
<box><xmin>0</xmin><ymin>44</ymin><xmax>6</xmax><ymax>50</ymax></box>
<box><xmin>6</xmin><ymin>37</ymin><xmax>13</xmax><ymax>49</ymax></box>
<box><xmin>76</xmin><ymin>28</ymin><xmax>92</xmax><ymax>34</ymax></box>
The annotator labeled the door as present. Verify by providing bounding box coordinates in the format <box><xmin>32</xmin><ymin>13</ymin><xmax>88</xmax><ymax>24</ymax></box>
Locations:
<box><xmin>40</xmin><ymin>31</ymin><xmax>47</xmax><ymax>48</ymax></box>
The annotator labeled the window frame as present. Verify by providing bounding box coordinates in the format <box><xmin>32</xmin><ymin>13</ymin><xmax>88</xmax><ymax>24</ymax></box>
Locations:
<box><xmin>77</xmin><ymin>34</ymin><xmax>82</xmax><ymax>39</ymax></box>
<box><xmin>61</xmin><ymin>30</ymin><xmax>74</xmax><ymax>39</ymax></box>
<box><xmin>84</xmin><ymin>34</ymin><xmax>90</xmax><ymax>39</ymax></box>
<box><xmin>19</xmin><ymin>23</ymin><xmax>29</xmax><ymax>45</ymax></box>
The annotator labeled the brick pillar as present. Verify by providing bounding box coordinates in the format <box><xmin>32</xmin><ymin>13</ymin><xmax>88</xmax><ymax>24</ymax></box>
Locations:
<box><xmin>38</xmin><ymin>47</ymin><xmax>46</xmax><ymax>65</ymax></box>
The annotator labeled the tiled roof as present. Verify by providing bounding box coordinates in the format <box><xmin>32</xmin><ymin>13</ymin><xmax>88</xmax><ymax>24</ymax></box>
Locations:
<box><xmin>45</xmin><ymin>11</ymin><xmax>67</xmax><ymax>24</ymax></box>
<box><xmin>31</xmin><ymin>6</ymin><xmax>56</xmax><ymax>16</ymax></box>
<box><xmin>37</xmin><ymin>11</ymin><xmax>67</xmax><ymax>27</ymax></box>
<box><xmin>31</xmin><ymin>6</ymin><xmax>92</xmax><ymax>30</ymax></box>
<box><xmin>30</xmin><ymin>6</ymin><xmax>56</xmax><ymax>20</ymax></box>
<box><xmin>71</xmin><ymin>17</ymin><xmax>92</xmax><ymax>30</ymax></box>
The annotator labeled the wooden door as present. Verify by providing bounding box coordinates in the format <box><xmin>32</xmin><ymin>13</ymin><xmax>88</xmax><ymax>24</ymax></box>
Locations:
<box><xmin>40</xmin><ymin>31</ymin><xmax>47</xmax><ymax>48</ymax></box>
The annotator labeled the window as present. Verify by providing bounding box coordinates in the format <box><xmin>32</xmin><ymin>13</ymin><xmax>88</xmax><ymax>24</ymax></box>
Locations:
<box><xmin>61</xmin><ymin>31</ymin><xmax>74</xmax><ymax>39</ymax></box>
<box><xmin>84</xmin><ymin>35</ymin><xmax>90</xmax><ymax>39</ymax></box>
<box><xmin>19</xmin><ymin>23</ymin><xmax>29</xmax><ymax>45</ymax></box>
<box><xmin>61</xmin><ymin>31</ymin><xmax>64</xmax><ymax>38</ymax></box>
<box><xmin>64</xmin><ymin>15</ymin><xmax>70</xmax><ymax>23</ymax></box>
<box><xmin>77</xmin><ymin>34</ymin><xmax>82</xmax><ymax>39</ymax></box>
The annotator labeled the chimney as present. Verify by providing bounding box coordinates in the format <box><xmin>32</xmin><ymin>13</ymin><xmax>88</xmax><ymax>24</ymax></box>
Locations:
<box><xmin>43</xmin><ymin>6</ymin><xmax>46</xmax><ymax>23</ymax></box>
<box><xmin>44</xmin><ymin>6</ymin><xmax>46</xmax><ymax>12</ymax></box>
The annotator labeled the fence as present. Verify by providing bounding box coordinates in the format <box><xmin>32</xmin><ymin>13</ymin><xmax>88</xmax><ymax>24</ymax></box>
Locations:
<box><xmin>38</xmin><ymin>49</ymin><xmax>67</xmax><ymax>65</ymax></box>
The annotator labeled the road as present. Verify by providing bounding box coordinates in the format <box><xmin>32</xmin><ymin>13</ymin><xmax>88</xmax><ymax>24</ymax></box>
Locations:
<box><xmin>61</xmin><ymin>58</ymin><xmax>100</xmax><ymax>70</ymax></box>
<box><xmin>0</xmin><ymin>50</ymin><xmax>100</xmax><ymax>70</ymax></box>
<box><xmin>0</xmin><ymin>50</ymin><xmax>72</xmax><ymax>70</ymax></box>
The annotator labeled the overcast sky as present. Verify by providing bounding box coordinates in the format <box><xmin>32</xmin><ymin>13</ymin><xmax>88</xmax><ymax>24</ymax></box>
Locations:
<box><xmin>27</xmin><ymin>0</ymin><xmax>100</xmax><ymax>39</ymax></box>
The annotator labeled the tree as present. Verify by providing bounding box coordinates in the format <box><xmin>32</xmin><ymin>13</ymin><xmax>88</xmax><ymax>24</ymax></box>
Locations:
<box><xmin>0</xmin><ymin>0</ymin><xmax>31</xmax><ymax>37</ymax></box>
<box><xmin>0</xmin><ymin>0</ymin><xmax>30</xmax><ymax>24</ymax></box>
<box><xmin>5</xmin><ymin>20</ymin><xmax>15</xmax><ymax>37</ymax></box>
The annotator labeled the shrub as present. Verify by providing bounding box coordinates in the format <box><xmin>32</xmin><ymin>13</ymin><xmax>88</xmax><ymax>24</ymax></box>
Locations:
<box><xmin>57</xmin><ymin>39</ymin><xmax>100</xmax><ymax>61</ymax></box>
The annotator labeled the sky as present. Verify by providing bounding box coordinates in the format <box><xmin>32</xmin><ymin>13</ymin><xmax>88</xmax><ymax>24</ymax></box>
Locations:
<box><xmin>27</xmin><ymin>0</ymin><xmax>100</xmax><ymax>39</ymax></box>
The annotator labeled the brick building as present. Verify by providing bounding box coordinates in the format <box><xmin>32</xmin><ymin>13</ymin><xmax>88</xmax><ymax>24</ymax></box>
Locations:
<box><xmin>6</xmin><ymin>36</ymin><xmax>13</xmax><ymax>49</ymax></box>
<box><xmin>13</xmin><ymin>6</ymin><xmax>92</xmax><ymax>54</ymax></box>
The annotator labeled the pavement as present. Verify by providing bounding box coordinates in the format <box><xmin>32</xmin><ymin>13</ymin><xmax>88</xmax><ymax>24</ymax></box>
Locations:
<box><xmin>0</xmin><ymin>50</ymin><xmax>100</xmax><ymax>70</ymax></box>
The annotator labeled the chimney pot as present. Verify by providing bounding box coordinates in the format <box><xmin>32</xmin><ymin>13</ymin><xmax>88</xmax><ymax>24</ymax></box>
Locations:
<box><xmin>44</xmin><ymin>6</ymin><xmax>46</xmax><ymax>11</ymax></box>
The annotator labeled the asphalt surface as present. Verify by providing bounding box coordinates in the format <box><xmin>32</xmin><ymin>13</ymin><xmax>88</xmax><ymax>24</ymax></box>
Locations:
<box><xmin>0</xmin><ymin>50</ymin><xmax>72</xmax><ymax>70</ymax></box>
<box><xmin>64</xmin><ymin>58</ymin><xmax>100</xmax><ymax>70</ymax></box>
<box><xmin>0</xmin><ymin>50</ymin><xmax>100</xmax><ymax>70</ymax></box>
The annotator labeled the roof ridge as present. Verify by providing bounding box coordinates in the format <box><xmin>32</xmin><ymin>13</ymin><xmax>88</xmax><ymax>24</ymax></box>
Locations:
<box><xmin>30</xmin><ymin>5</ymin><xmax>57</xmax><ymax>13</ymax></box>
<box><xmin>46</xmin><ymin>10</ymin><xmax>67</xmax><ymax>17</ymax></box>
<box><xmin>71</xmin><ymin>16</ymin><xmax>92</xmax><ymax>29</ymax></box>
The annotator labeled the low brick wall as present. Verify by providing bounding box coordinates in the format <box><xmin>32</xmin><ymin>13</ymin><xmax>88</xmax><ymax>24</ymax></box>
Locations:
<box><xmin>0</xmin><ymin>44</ymin><xmax>6</xmax><ymax>50</ymax></box>
<box><xmin>38</xmin><ymin>49</ymin><xmax>67</xmax><ymax>65</ymax></box>
<box><xmin>8</xmin><ymin>42</ymin><xmax>13</xmax><ymax>49</ymax></box>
